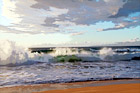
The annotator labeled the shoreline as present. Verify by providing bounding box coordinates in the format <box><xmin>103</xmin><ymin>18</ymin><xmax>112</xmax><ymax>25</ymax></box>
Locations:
<box><xmin>36</xmin><ymin>83</ymin><xmax>140</xmax><ymax>93</ymax></box>
<box><xmin>0</xmin><ymin>78</ymin><xmax>139</xmax><ymax>88</ymax></box>
<box><xmin>0</xmin><ymin>79</ymin><xmax>140</xmax><ymax>93</ymax></box>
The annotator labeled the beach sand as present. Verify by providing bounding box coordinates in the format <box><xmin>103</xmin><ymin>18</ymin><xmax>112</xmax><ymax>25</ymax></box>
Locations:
<box><xmin>0</xmin><ymin>79</ymin><xmax>140</xmax><ymax>93</ymax></box>
<box><xmin>36</xmin><ymin>83</ymin><xmax>140</xmax><ymax>93</ymax></box>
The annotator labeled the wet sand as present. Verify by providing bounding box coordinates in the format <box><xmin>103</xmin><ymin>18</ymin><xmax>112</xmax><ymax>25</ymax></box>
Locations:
<box><xmin>0</xmin><ymin>79</ymin><xmax>140</xmax><ymax>93</ymax></box>
<box><xmin>36</xmin><ymin>83</ymin><xmax>140</xmax><ymax>93</ymax></box>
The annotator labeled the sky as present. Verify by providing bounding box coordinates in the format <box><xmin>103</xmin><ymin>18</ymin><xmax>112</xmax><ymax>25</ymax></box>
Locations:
<box><xmin>0</xmin><ymin>0</ymin><xmax>140</xmax><ymax>47</ymax></box>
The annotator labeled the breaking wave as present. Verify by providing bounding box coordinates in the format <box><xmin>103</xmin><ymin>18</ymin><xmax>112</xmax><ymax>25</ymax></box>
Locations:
<box><xmin>0</xmin><ymin>40</ymin><xmax>140</xmax><ymax>66</ymax></box>
<box><xmin>0</xmin><ymin>40</ymin><xmax>53</xmax><ymax>66</ymax></box>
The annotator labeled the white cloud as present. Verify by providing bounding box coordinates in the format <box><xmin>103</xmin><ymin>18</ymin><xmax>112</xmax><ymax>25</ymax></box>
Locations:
<box><xmin>126</xmin><ymin>38</ymin><xmax>140</xmax><ymax>42</ymax></box>
<box><xmin>2</xmin><ymin>0</ymin><xmax>22</xmax><ymax>23</ymax></box>
<box><xmin>115</xmin><ymin>23</ymin><xmax>126</xmax><ymax>28</ymax></box>
<box><xmin>1</xmin><ymin>0</ymin><xmax>69</xmax><ymax>34</ymax></box>
<box><xmin>107</xmin><ymin>38</ymin><xmax>140</xmax><ymax>46</ymax></box>
<box><xmin>97</xmin><ymin>28</ymin><xmax>103</xmax><ymax>32</ymax></box>
<box><xmin>71</xmin><ymin>31</ymin><xmax>85</xmax><ymax>36</ymax></box>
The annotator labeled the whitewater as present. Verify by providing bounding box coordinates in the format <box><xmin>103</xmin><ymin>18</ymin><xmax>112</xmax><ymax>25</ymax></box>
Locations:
<box><xmin>0</xmin><ymin>40</ymin><xmax>140</xmax><ymax>87</ymax></box>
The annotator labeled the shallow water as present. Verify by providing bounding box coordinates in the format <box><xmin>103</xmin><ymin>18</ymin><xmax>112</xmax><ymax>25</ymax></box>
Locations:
<box><xmin>0</xmin><ymin>60</ymin><xmax>140</xmax><ymax>87</ymax></box>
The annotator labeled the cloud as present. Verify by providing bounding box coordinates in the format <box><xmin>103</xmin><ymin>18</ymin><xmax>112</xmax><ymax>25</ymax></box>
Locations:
<box><xmin>71</xmin><ymin>31</ymin><xmax>85</xmax><ymax>36</ymax></box>
<box><xmin>103</xmin><ymin>0</ymin><xmax>111</xmax><ymax>3</ymax></box>
<box><xmin>2</xmin><ymin>0</ymin><xmax>22</xmax><ymax>23</ymax></box>
<box><xmin>0</xmin><ymin>0</ymin><xmax>140</xmax><ymax>35</ymax></box>
<box><xmin>97</xmin><ymin>28</ymin><xmax>104</xmax><ymax>32</ymax></box>
<box><xmin>125</xmin><ymin>38</ymin><xmax>140</xmax><ymax>42</ymax></box>
<box><xmin>98</xmin><ymin>20</ymin><xmax>140</xmax><ymax>31</ymax></box>
<box><xmin>1</xmin><ymin>0</ymin><xmax>69</xmax><ymax>34</ymax></box>
<box><xmin>109</xmin><ymin>0</ymin><xmax>140</xmax><ymax>18</ymax></box>
<box><xmin>108</xmin><ymin>38</ymin><xmax>140</xmax><ymax>46</ymax></box>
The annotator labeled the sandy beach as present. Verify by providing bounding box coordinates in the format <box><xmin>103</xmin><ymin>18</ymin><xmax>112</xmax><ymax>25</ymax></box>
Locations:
<box><xmin>0</xmin><ymin>79</ymin><xmax>139</xmax><ymax>93</ymax></box>
<box><xmin>37</xmin><ymin>83</ymin><xmax>140</xmax><ymax>93</ymax></box>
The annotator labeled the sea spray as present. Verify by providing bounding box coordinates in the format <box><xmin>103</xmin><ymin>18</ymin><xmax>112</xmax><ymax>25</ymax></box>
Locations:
<box><xmin>50</xmin><ymin>47</ymin><xmax>140</xmax><ymax>62</ymax></box>
<box><xmin>0</xmin><ymin>40</ymin><xmax>53</xmax><ymax>65</ymax></box>
<box><xmin>98</xmin><ymin>47</ymin><xmax>140</xmax><ymax>61</ymax></box>
<box><xmin>99</xmin><ymin>48</ymin><xmax>115</xmax><ymax>61</ymax></box>
<box><xmin>0</xmin><ymin>40</ymin><xmax>28</xmax><ymax>65</ymax></box>
<box><xmin>52</xmin><ymin>48</ymin><xmax>79</xmax><ymax>56</ymax></box>
<box><xmin>51</xmin><ymin>47</ymin><xmax>93</xmax><ymax>56</ymax></box>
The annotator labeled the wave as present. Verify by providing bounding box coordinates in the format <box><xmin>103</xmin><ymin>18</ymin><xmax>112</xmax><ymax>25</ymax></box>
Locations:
<box><xmin>77</xmin><ymin>48</ymin><xmax>140</xmax><ymax>62</ymax></box>
<box><xmin>50</xmin><ymin>47</ymin><xmax>140</xmax><ymax>62</ymax></box>
<box><xmin>0</xmin><ymin>40</ymin><xmax>53</xmax><ymax>66</ymax></box>
<box><xmin>0</xmin><ymin>40</ymin><xmax>140</xmax><ymax>66</ymax></box>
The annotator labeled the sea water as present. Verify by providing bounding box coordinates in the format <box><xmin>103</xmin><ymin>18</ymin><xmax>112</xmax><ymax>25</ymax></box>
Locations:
<box><xmin>0</xmin><ymin>40</ymin><xmax>140</xmax><ymax>87</ymax></box>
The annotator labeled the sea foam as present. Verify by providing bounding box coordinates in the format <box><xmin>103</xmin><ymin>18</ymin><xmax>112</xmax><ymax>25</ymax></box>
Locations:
<box><xmin>0</xmin><ymin>40</ymin><xmax>140</xmax><ymax>65</ymax></box>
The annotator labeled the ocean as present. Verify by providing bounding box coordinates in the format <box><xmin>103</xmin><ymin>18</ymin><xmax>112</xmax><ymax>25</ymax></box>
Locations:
<box><xmin>0</xmin><ymin>41</ymin><xmax>140</xmax><ymax>87</ymax></box>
